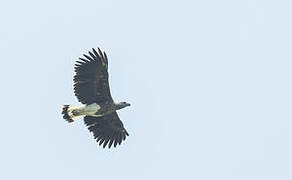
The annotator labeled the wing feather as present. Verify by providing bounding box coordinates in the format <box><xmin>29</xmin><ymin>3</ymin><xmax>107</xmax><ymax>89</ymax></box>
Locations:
<box><xmin>73</xmin><ymin>48</ymin><xmax>113</xmax><ymax>104</ymax></box>
<box><xmin>84</xmin><ymin>112</ymin><xmax>129</xmax><ymax>148</ymax></box>
<box><xmin>92</xmin><ymin>48</ymin><xmax>99</xmax><ymax>57</ymax></box>
<box><xmin>88</xmin><ymin>51</ymin><xmax>96</xmax><ymax>60</ymax></box>
<box><xmin>108</xmin><ymin>138</ymin><xmax>114</xmax><ymax>149</ymax></box>
<box><xmin>83</xmin><ymin>54</ymin><xmax>94</xmax><ymax>61</ymax></box>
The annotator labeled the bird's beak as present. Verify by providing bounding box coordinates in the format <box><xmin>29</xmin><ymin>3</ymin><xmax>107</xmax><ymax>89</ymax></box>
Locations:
<box><xmin>126</xmin><ymin>103</ymin><xmax>131</xmax><ymax>107</ymax></box>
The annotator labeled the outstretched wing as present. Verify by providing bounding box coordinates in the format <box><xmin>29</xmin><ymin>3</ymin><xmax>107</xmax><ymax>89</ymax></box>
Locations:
<box><xmin>84</xmin><ymin>112</ymin><xmax>129</xmax><ymax>148</ymax></box>
<box><xmin>73</xmin><ymin>48</ymin><xmax>113</xmax><ymax>105</ymax></box>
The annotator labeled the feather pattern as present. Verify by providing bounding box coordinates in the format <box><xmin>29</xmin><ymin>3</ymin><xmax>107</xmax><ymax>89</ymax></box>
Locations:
<box><xmin>84</xmin><ymin>112</ymin><xmax>129</xmax><ymax>148</ymax></box>
<box><xmin>73</xmin><ymin>48</ymin><xmax>112</xmax><ymax>105</ymax></box>
<box><xmin>63</xmin><ymin>47</ymin><xmax>130</xmax><ymax>149</ymax></box>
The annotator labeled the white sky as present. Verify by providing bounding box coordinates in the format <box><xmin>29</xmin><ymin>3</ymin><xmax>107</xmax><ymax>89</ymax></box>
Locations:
<box><xmin>1</xmin><ymin>0</ymin><xmax>292</xmax><ymax>179</ymax></box>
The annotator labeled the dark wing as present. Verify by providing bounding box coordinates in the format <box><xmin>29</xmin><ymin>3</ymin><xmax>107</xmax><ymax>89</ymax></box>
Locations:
<box><xmin>74</xmin><ymin>48</ymin><xmax>112</xmax><ymax>105</ymax></box>
<box><xmin>84</xmin><ymin>112</ymin><xmax>129</xmax><ymax>148</ymax></box>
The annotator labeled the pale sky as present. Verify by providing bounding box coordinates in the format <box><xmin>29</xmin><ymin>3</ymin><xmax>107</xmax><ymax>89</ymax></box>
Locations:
<box><xmin>1</xmin><ymin>0</ymin><xmax>292</xmax><ymax>179</ymax></box>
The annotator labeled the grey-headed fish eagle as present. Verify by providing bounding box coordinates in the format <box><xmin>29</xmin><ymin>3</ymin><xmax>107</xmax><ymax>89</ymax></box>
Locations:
<box><xmin>62</xmin><ymin>48</ymin><xmax>130</xmax><ymax>148</ymax></box>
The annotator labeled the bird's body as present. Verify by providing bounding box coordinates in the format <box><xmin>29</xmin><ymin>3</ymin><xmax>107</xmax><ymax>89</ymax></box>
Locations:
<box><xmin>62</xmin><ymin>48</ymin><xmax>130</xmax><ymax>148</ymax></box>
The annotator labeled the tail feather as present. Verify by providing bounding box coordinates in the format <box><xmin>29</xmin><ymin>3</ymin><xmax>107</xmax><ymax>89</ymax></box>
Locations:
<box><xmin>62</xmin><ymin>105</ymin><xmax>74</xmax><ymax>122</ymax></box>
<box><xmin>62</xmin><ymin>104</ymin><xmax>87</xmax><ymax>123</ymax></box>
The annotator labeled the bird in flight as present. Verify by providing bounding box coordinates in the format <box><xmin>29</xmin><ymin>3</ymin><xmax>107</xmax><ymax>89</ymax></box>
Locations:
<box><xmin>62</xmin><ymin>47</ymin><xmax>130</xmax><ymax>148</ymax></box>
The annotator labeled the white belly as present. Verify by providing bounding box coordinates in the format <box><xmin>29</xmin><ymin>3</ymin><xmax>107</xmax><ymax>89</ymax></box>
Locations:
<box><xmin>84</xmin><ymin>103</ymin><xmax>101</xmax><ymax>116</ymax></box>
<box><xmin>65</xmin><ymin>103</ymin><xmax>102</xmax><ymax>121</ymax></box>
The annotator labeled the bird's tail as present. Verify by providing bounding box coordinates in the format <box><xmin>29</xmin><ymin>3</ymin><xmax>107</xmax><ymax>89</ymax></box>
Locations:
<box><xmin>62</xmin><ymin>105</ymin><xmax>85</xmax><ymax>123</ymax></box>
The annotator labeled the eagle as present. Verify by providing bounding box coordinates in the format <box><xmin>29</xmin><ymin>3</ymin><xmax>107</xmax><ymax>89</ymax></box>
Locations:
<box><xmin>62</xmin><ymin>48</ymin><xmax>130</xmax><ymax>148</ymax></box>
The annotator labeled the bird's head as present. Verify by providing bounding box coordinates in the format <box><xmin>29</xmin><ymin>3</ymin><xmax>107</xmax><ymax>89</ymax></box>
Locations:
<box><xmin>115</xmin><ymin>101</ymin><xmax>131</xmax><ymax>110</ymax></box>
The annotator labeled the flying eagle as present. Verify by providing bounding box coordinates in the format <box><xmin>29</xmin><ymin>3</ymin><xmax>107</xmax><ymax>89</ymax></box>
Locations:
<box><xmin>62</xmin><ymin>48</ymin><xmax>130</xmax><ymax>148</ymax></box>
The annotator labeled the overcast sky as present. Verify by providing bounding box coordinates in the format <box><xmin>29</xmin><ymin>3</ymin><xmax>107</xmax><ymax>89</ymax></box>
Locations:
<box><xmin>1</xmin><ymin>0</ymin><xmax>292</xmax><ymax>179</ymax></box>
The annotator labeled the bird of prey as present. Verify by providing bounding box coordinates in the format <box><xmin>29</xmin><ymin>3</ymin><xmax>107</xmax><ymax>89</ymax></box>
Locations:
<box><xmin>62</xmin><ymin>48</ymin><xmax>130</xmax><ymax>148</ymax></box>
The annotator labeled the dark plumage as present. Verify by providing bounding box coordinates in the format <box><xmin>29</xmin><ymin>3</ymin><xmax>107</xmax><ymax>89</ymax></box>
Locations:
<box><xmin>84</xmin><ymin>112</ymin><xmax>129</xmax><ymax>148</ymax></box>
<box><xmin>62</xmin><ymin>105</ymin><xmax>73</xmax><ymax>122</ymax></box>
<box><xmin>62</xmin><ymin>47</ymin><xmax>130</xmax><ymax>148</ymax></box>
<box><xmin>74</xmin><ymin>48</ymin><xmax>111</xmax><ymax>105</ymax></box>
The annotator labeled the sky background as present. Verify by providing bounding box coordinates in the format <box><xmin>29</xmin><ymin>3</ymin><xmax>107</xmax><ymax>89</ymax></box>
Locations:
<box><xmin>0</xmin><ymin>0</ymin><xmax>291</xmax><ymax>179</ymax></box>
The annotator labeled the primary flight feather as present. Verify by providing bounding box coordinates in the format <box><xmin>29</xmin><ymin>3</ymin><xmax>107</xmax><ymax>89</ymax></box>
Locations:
<box><xmin>62</xmin><ymin>48</ymin><xmax>130</xmax><ymax>148</ymax></box>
